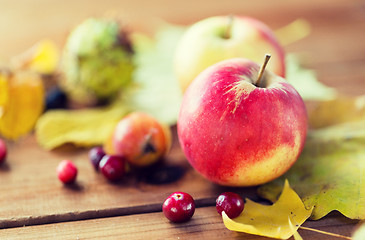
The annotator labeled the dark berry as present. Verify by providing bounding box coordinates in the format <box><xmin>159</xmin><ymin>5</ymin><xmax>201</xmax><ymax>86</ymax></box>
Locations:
<box><xmin>216</xmin><ymin>192</ymin><xmax>244</xmax><ymax>219</ymax></box>
<box><xmin>46</xmin><ymin>87</ymin><xmax>68</xmax><ymax>110</ymax></box>
<box><xmin>57</xmin><ymin>160</ymin><xmax>78</xmax><ymax>184</ymax></box>
<box><xmin>162</xmin><ymin>192</ymin><xmax>195</xmax><ymax>223</ymax></box>
<box><xmin>89</xmin><ymin>146</ymin><xmax>105</xmax><ymax>170</ymax></box>
<box><xmin>99</xmin><ymin>155</ymin><xmax>126</xmax><ymax>182</ymax></box>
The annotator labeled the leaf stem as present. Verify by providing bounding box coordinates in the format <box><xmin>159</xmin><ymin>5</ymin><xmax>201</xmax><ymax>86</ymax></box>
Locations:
<box><xmin>256</xmin><ymin>54</ymin><xmax>271</xmax><ymax>87</ymax></box>
<box><xmin>299</xmin><ymin>226</ymin><xmax>352</xmax><ymax>239</ymax></box>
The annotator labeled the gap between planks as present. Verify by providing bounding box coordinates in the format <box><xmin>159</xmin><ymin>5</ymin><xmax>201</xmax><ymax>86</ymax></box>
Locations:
<box><xmin>0</xmin><ymin>197</ymin><xmax>217</xmax><ymax>229</ymax></box>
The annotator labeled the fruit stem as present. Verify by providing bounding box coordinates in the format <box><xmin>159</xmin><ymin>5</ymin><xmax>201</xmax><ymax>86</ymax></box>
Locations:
<box><xmin>224</xmin><ymin>15</ymin><xmax>234</xmax><ymax>39</ymax></box>
<box><xmin>256</xmin><ymin>54</ymin><xmax>271</xmax><ymax>87</ymax></box>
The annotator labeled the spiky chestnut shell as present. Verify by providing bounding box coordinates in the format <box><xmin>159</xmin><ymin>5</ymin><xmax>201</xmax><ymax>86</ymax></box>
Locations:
<box><xmin>61</xmin><ymin>18</ymin><xmax>134</xmax><ymax>105</ymax></box>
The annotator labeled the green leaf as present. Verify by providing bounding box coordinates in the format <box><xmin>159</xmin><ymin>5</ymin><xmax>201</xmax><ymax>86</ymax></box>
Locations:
<box><xmin>222</xmin><ymin>180</ymin><xmax>312</xmax><ymax>239</ymax></box>
<box><xmin>124</xmin><ymin>24</ymin><xmax>185</xmax><ymax>125</ymax></box>
<box><xmin>258</xmin><ymin>118</ymin><xmax>365</xmax><ymax>220</ymax></box>
<box><xmin>286</xmin><ymin>54</ymin><xmax>337</xmax><ymax>101</ymax></box>
<box><xmin>35</xmin><ymin>24</ymin><xmax>184</xmax><ymax>149</ymax></box>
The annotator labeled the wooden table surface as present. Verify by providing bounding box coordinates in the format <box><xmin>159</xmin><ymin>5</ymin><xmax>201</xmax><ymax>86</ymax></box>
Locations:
<box><xmin>1</xmin><ymin>0</ymin><xmax>365</xmax><ymax>239</ymax></box>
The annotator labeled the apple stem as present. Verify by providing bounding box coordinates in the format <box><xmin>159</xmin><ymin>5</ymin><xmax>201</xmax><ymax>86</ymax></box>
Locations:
<box><xmin>224</xmin><ymin>15</ymin><xmax>234</xmax><ymax>39</ymax></box>
<box><xmin>256</xmin><ymin>54</ymin><xmax>271</xmax><ymax>87</ymax></box>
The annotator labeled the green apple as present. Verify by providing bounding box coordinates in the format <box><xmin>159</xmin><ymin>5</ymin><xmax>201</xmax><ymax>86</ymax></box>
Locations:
<box><xmin>174</xmin><ymin>15</ymin><xmax>285</xmax><ymax>92</ymax></box>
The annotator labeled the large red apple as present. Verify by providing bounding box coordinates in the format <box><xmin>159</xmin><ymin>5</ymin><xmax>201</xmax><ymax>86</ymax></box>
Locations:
<box><xmin>177</xmin><ymin>57</ymin><xmax>307</xmax><ymax>186</ymax></box>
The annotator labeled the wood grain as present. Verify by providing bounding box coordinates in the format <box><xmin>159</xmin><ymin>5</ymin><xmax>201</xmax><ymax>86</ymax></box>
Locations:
<box><xmin>0</xmin><ymin>0</ymin><xmax>363</xmax><ymax>59</ymax></box>
<box><xmin>0</xmin><ymin>207</ymin><xmax>358</xmax><ymax>240</ymax></box>
<box><xmin>0</xmin><ymin>129</ymin><xmax>259</xmax><ymax>228</ymax></box>
<box><xmin>0</xmin><ymin>0</ymin><xmax>364</xmax><ymax>238</ymax></box>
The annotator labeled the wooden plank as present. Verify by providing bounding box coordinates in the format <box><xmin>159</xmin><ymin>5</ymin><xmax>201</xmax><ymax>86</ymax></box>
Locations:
<box><xmin>286</xmin><ymin>19</ymin><xmax>365</xmax><ymax>66</ymax></box>
<box><xmin>315</xmin><ymin>60</ymin><xmax>365</xmax><ymax>96</ymax></box>
<box><xmin>0</xmin><ymin>206</ymin><xmax>358</xmax><ymax>239</ymax></box>
<box><xmin>0</xmin><ymin>129</ymin><xmax>260</xmax><ymax>228</ymax></box>
<box><xmin>0</xmin><ymin>0</ymin><xmax>363</xmax><ymax>59</ymax></box>
<box><xmin>1</xmin><ymin>0</ymin><xmax>364</xmax><ymax>92</ymax></box>
<box><xmin>0</xmin><ymin>0</ymin><xmax>364</xmax><ymax>235</ymax></box>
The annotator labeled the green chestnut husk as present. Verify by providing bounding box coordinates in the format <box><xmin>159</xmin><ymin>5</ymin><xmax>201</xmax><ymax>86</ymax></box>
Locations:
<box><xmin>60</xmin><ymin>18</ymin><xmax>134</xmax><ymax>105</ymax></box>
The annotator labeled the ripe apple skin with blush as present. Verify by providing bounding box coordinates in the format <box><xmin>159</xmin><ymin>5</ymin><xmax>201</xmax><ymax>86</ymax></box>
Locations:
<box><xmin>175</xmin><ymin>15</ymin><xmax>285</xmax><ymax>93</ymax></box>
<box><xmin>109</xmin><ymin>112</ymin><xmax>171</xmax><ymax>167</ymax></box>
<box><xmin>177</xmin><ymin>58</ymin><xmax>307</xmax><ymax>186</ymax></box>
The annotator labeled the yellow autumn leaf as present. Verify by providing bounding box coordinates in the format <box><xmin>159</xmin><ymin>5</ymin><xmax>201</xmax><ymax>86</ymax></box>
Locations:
<box><xmin>0</xmin><ymin>74</ymin><xmax>9</xmax><ymax>108</ymax></box>
<box><xmin>275</xmin><ymin>18</ymin><xmax>311</xmax><ymax>46</ymax></box>
<box><xmin>308</xmin><ymin>94</ymin><xmax>365</xmax><ymax>129</ymax></box>
<box><xmin>353</xmin><ymin>222</ymin><xmax>365</xmax><ymax>240</ymax></box>
<box><xmin>35</xmin><ymin>102</ymin><xmax>129</xmax><ymax>150</ymax></box>
<box><xmin>222</xmin><ymin>180</ymin><xmax>312</xmax><ymax>239</ymax></box>
<box><xmin>11</xmin><ymin>39</ymin><xmax>60</xmax><ymax>75</ymax></box>
<box><xmin>288</xmin><ymin>217</ymin><xmax>303</xmax><ymax>240</ymax></box>
<box><xmin>0</xmin><ymin>70</ymin><xmax>45</xmax><ymax>139</ymax></box>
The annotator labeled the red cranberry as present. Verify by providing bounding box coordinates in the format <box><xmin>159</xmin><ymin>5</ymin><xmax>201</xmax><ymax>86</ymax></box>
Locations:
<box><xmin>99</xmin><ymin>155</ymin><xmax>125</xmax><ymax>182</ymax></box>
<box><xmin>162</xmin><ymin>192</ymin><xmax>195</xmax><ymax>223</ymax></box>
<box><xmin>89</xmin><ymin>146</ymin><xmax>105</xmax><ymax>170</ymax></box>
<box><xmin>0</xmin><ymin>139</ymin><xmax>7</xmax><ymax>164</ymax></box>
<box><xmin>216</xmin><ymin>192</ymin><xmax>244</xmax><ymax>219</ymax></box>
<box><xmin>57</xmin><ymin>160</ymin><xmax>78</xmax><ymax>184</ymax></box>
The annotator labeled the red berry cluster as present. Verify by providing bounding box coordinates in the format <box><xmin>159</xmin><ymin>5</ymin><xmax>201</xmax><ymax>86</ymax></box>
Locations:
<box><xmin>57</xmin><ymin>146</ymin><xmax>127</xmax><ymax>185</ymax></box>
<box><xmin>162</xmin><ymin>191</ymin><xmax>245</xmax><ymax>223</ymax></box>
<box><xmin>89</xmin><ymin>146</ymin><xmax>126</xmax><ymax>182</ymax></box>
